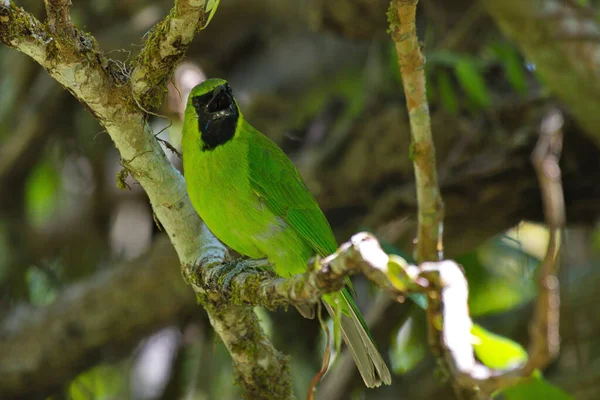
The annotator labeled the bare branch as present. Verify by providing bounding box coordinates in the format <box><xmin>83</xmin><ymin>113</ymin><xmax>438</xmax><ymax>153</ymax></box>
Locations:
<box><xmin>388</xmin><ymin>0</ymin><xmax>445</xmax><ymax>262</ymax></box>
<box><xmin>525</xmin><ymin>108</ymin><xmax>564</xmax><ymax>373</ymax></box>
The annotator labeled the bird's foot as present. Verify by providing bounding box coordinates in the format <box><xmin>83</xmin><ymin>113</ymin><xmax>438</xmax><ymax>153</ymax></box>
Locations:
<box><xmin>218</xmin><ymin>258</ymin><xmax>271</xmax><ymax>295</ymax></box>
<box><xmin>220</xmin><ymin>260</ymin><xmax>246</xmax><ymax>294</ymax></box>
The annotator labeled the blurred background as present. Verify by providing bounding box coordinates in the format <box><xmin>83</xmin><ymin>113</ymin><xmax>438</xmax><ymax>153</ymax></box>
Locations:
<box><xmin>1</xmin><ymin>0</ymin><xmax>600</xmax><ymax>399</ymax></box>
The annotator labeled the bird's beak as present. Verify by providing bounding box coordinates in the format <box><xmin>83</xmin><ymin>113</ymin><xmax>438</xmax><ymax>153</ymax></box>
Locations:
<box><xmin>207</xmin><ymin>85</ymin><xmax>234</xmax><ymax>117</ymax></box>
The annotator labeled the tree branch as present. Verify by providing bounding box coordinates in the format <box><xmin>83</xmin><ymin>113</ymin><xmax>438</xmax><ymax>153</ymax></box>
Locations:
<box><xmin>415</xmin><ymin>108</ymin><xmax>565</xmax><ymax>398</ymax></box>
<box><xmin>388</xmin><ymin>0</ymin><xmax>445</xmax><ymax>262</ymax></box>
<box><xmin>1</xmin><ymin>3</ymin><xmax>293</xmax><ymax>399</ymax></box>
<box><xmin>130</xmin><ymin>0</ymin><xmax>208</xmax><ymax>108</ymax></box>
<box><xmin>185</xmin><ymin>232</ymin><xmax>418</xmax><ymax>311</ymax></box>
<box><xmin>43</xmin><ymin>0</ymin><xmax>72</xmax><ymax>34</ymax></box>
<box><xmin>524</xmin><ymin>108</ymin><xmax>564</xmax><ymax>373</ymax></box>
<box><xmin>0</xmin><ymin>237</ymin><xmax>196</xmax><ymax>399</ymax></box>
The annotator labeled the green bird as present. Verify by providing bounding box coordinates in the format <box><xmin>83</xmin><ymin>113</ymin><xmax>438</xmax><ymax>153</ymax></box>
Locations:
<box><xmin>182</xmin><ymin>78</ymin><xmax>391</xmax><ymax>387</ymax></box>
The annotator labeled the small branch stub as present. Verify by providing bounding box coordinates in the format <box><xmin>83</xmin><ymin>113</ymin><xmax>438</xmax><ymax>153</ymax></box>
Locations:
<box><xmin>44</xmin><ymin>0</ymin><xmax>73</xmax><ymax>33</ymax></box>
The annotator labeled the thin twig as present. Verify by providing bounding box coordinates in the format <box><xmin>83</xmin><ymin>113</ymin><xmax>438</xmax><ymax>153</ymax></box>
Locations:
<box><xmin>525</xmin><ymin>108</ymin><xmax>564</xmax><ymax>373</ymax></box>
<box><xmin>306</xmin><ymin>303</ymin><xmax>331</xmax><ymax>400</ymax></box>
<box><xmin>388</xmin><ymin>0</ymin><xmax>445</xmax><ymax>263</ymax></box>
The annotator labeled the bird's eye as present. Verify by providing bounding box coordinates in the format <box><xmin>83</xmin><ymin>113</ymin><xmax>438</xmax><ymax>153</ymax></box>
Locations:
<box><xmin>207</xmin><ymin>86</ymin><xmax>232</xmax><ymax>113</ymax></box>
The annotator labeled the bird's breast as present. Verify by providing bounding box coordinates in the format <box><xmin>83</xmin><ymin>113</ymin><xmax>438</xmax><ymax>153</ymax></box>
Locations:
<box><xmin>184</xmin><ymin>142</ymin><xmax>270</xmax><ymax>258</ymax></box>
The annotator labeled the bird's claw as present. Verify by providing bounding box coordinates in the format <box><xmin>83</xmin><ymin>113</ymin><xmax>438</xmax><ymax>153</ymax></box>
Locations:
<box><xmin>220</xmin><ymin>260</ymin><xmax>249</xmax><ymax>295</ymax></box>
<box><xmin>213</xmin><ymin>258</ymin><xmax>271</xmax><ymax>296</ymax></box>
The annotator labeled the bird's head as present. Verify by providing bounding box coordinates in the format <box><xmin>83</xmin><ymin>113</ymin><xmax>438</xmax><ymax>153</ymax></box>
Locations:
<box><xmin>185</xmin><ymin>78</ymin><xmax>240</xmax><ymax>151</ymax></box>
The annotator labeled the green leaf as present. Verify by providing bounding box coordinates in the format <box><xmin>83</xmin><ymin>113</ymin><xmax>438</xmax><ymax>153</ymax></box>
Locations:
<box><xmin>454</xmin><ymin>58</ymin><xmax>491</xmax><ymax>108</ymax></box>
<box><xmin>426</xmin><ymin>50</ymin><xmax>466</xmax><ymax>66</ymax></box>
<box><xmin>459</xmin><ymin>234</ymin><xmax>538</xmax><ymax>317</ymax></box>
<box><xmin>390</xmin><ymin>310</ymin><xmax>428</xmax><ymax>374</ymax></box>
<box><xmin>378</xmin><ymin>240</ymin><xmax>427</xmax><ymax>309</ymax></box>
<box><xmin>201</xmin><ymin>0</ymin><xmax>220</xmax><ymax>29</ymax></box>
<box><xmin>491</xmin><ymin>44</ymin><xmax>528</xmax><ymax>95</ymax></box>
<box><xmin>437</xmin><ymin>70</ymin><xmax>459</xmax><ymax>114</ymax></box>
<box><xmin>498</xmin><ymin>372</ymin><xmax>572</xmax><ymax>400</ymax></box>
<box><xmin>471</xmin><ymin>324</ymin><xmax>527</xmax><ymax>369</ymax></box>
<box><xmin>68</xmin><ymin>364</ymin><xmax>124</xmax><ymax>400</ymax></box>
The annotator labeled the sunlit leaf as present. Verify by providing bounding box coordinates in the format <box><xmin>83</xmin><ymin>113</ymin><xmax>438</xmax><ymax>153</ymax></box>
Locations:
<box><xmin>379</xmin><ymin>240</ymin><xmax>427</xmax><ymax>309</ymax></box>
<box><xmin>201</xmin><ymin>0</ymin><xmax>220</xmax><ymax>30</ymax></box>
<box><xmin>471</xmin><ymin>324</ymin><xmax>527</xmax><ymax>369</ymax></box>
<box><xmin>68</xmin><ymin>364</ymin><xmax>125</xmax><ymax>400</ymax></box>
<box><xmin>460</xmin><ymin>232</ymin><xmax>538</xmax><ymax>317</ymax></box>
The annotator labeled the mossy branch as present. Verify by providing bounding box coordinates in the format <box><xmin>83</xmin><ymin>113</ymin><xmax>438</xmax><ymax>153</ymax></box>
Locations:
<box><xmin>184</xmin><ymin>232</ymin><xmax>420</xmax><ymax>311</ymax></box>
<box><xmin>130</xmin><ymin>0</ymin><xmax>208</xmax><ymax>109</ymax></box>
<box><xmin>43</xmin><ymin>0</ymin><xmax>72</xmax><ymax>34</ymax></box>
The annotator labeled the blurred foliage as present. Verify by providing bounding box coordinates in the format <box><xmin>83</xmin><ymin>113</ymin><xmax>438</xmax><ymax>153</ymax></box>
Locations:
<box><xmin>497</xmin><ymin>371</ymin><xmax>573</xmax><ymax>400</ymax></box>
<box><xmin>67</xmin><ymin>364</ymin><xmax>127</xmax><ymax>400</ymax></box>
<box><xmin>25</xmin><ymin>157</ymin><xmax>60</xmax><ymax>227</ymax></box>
<box><xmin>25</xmin><ymin>264</ymin><xmax>61</xmax><ymax>307</ymax></box>
<box><xmin>390</xmin><ymin>310</ymin><xmax>428</xmax><ymax>375</ymax></box>
<box><xmin>471</xmin><ymin>324</ymin><xmax>527</xmax><ymax>369</ymax></box>
<box><xmin>418</xmin><ymin>43</ymin><xmax>531</xmax><ymax>114</ymax></box>
<box><xmin>463</xmin><ymin>232</ymin><xmax>539</xmax><ymax>317</ymax></box>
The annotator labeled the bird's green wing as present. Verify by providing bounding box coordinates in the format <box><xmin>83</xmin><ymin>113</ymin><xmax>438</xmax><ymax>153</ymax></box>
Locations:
<box><xmin>245</xmin><ymin>124</ymin><xmax>338</xmax><ymax>257</ymax></box>
<box><xmin>245</xmin><ymin>124</ymin><xmax>390</xmax><ymax>387</ymax></box>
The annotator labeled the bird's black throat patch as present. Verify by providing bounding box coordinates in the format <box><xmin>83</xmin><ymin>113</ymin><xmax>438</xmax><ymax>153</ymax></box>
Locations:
<box><xmin>191</xmin><ymin>84</ymin><xmax>238</xmax><ymax>151</ymax></box>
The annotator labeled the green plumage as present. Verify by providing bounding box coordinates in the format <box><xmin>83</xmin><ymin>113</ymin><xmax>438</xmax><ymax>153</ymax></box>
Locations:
<box><xmin>182</xmin><ymin>78</ymin><xmax>391</xmax><ymax>387</ymax></box>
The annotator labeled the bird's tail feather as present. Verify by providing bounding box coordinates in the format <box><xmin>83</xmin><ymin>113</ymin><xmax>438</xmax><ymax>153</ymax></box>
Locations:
<box><xmin>323</xmin><ymin>289</ymin><xmax>391</xmax><ymax>388</ymax></box>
